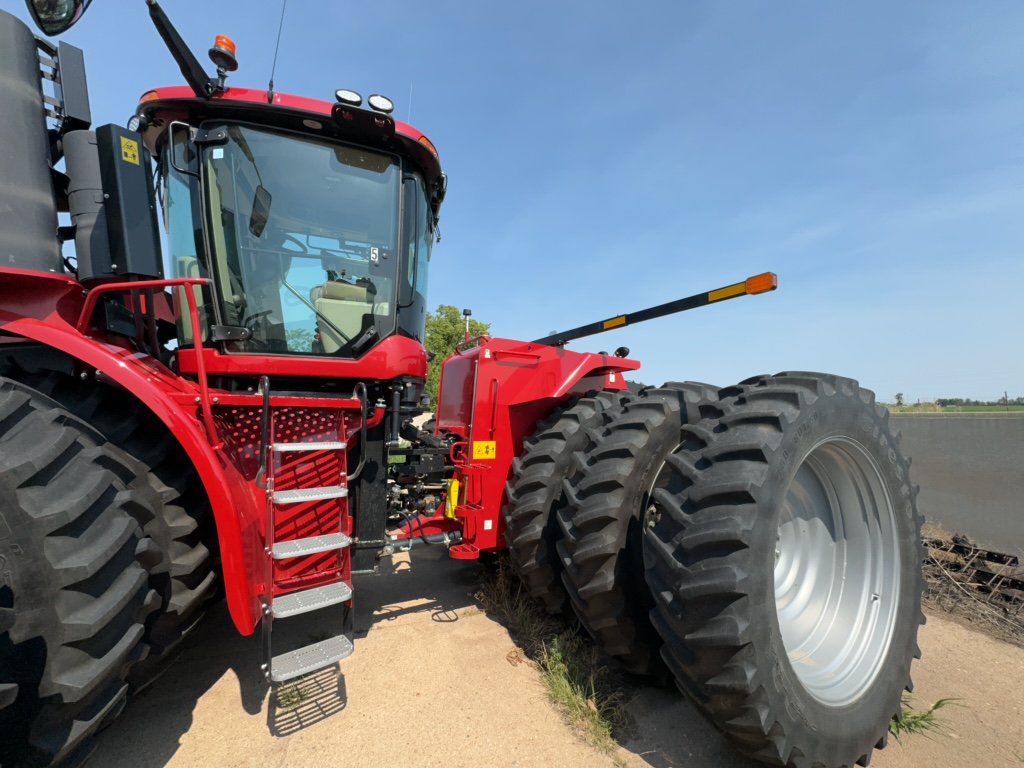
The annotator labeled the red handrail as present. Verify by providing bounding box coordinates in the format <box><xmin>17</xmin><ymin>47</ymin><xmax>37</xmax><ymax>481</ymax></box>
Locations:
<box><xmin>76</xmin><ymin>278</ymin><xmax>218</xmax><ymax>444</ymax></box>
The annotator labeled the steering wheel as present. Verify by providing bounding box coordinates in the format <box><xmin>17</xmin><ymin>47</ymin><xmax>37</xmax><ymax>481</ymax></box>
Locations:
<box><xmin>243</xmin><ymin>309</ymin><xmax>273</xmax><ymax>327</ymax></box>
<box><xmin>278</xmin><ymin>233</ymin><xmax>308</xmax><ymax>253</ymax></box>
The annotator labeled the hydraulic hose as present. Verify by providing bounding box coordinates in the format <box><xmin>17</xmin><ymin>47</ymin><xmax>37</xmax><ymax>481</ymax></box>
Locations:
<box><xmin>348</xmin><ymin>382</ymin><xmax>368</xmax><ymax>481</ymax></box>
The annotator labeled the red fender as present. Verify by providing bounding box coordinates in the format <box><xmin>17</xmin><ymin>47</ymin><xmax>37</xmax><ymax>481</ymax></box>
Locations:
<box><xmin>436</xmin><ymin>337</ymin><xmax>642</xmax><ymax>554</ymax></box>
<box><xmin>0</xmin><ymin>304</ymin><xmax>262</xmax><ymax>634</ymax></box>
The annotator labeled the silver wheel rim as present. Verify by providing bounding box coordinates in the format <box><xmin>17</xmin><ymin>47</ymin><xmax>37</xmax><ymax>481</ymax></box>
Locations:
<box><xmin>773</xmin><ymin>436</ymin><xmax>901</xmax><ymax>706</ymax></box>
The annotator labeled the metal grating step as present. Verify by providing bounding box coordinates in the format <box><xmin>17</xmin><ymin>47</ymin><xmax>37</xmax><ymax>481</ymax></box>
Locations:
<box><xmin>273</xmin><ymin>441</ymin><xmax>347</xmax><ymax>452</ymax></box>
<box><xmin>273</xmin><ymin>532</ymin><xmax>351</xmax><ymax>560</ymax></box>
<box><xmin>272</xmin><ymin>486</ymin><xmax>347</xmax><ymax>503</ymax></box>
<box><xmin>270</xmin><ymin>635</ymin><xmax>354</xmax><ymax>683</ymax></box>
<box><xmin>272</xmin><ymin>582</ymin><xmax>353</xmax><ymax>619</ymax></box>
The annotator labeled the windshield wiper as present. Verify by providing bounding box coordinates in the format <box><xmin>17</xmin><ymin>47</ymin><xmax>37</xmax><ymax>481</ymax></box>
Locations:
<box><xmin>280</xmin><ymin>278</ymin><xmax>352</xmax><ymax>345</ymax></box>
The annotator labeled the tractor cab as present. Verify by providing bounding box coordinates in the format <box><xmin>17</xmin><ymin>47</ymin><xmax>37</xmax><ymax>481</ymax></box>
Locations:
<box><xmin>139</xmin><ymin>88</ymin><xmax>444</xmax><ymax>363</ymax></box>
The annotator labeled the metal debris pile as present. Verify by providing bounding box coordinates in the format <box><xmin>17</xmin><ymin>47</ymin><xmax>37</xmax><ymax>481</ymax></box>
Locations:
<box><xmin>923</xmin><ymin>532</ymin><xmax>1024</xmax><ymax>646</ymax></box>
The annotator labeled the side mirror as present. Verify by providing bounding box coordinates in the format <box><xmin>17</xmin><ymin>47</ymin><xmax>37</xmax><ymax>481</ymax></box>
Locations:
<box><xmin>25</xmin><ymin>0</ymin><xmax>93</xmax><ymax>36</ymax></box>
<box><xmin>249</xmin><ymin>185</ymin><xmax>272</xmax><ymax>238</ymax></box>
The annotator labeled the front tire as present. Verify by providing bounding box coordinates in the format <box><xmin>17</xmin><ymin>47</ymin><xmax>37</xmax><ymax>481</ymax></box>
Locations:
<box><xmin>10</xmin><ymin>375</ymin><xmax>219</xmax><ymax>688</ymax></box>
<box><xmin>644</xmin><ymin>372</ymin><xmax>924</xmax><ymax>767</ymax></box>
<box><xmin>0</xmin><ymin>379</ymin><xmax>157</xmax><ymax>766</ymax></box>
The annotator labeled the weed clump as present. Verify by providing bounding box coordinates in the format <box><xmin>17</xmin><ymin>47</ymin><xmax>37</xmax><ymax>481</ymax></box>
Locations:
<box><xmin>891</xmin><ymin>695</ymin><xmax>959</xmax><ymax>743</ymax></box>
<box><xmin>475</xmin><ymin>555</ymin><xmax>630</xmax><ymax>752</ymax></box>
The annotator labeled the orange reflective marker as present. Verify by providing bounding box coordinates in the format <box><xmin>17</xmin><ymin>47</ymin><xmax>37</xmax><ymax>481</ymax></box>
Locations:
<box><xmin>418</xmin><ymin>135</ymin><xmax>439</xmax><ymax>157</ymax></box>
<box><xmin>745</xmin><ymin>272</ymin><xmax>778</xmax><ymax>295</ymax></box>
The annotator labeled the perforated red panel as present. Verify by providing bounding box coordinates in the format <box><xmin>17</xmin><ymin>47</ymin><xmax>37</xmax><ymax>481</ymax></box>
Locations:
<box><xmin>271</xmin><ymin>406</ymin><xmax>352</xmax><ymax>591</ymax></box>
<box><xmin>211</xmin><ymin>399</ymin><xmax>361</xmax><ymax>596</ymax></box>
<box><xmin>214</xmin><ymin>406</ymin><xmax>263</xmax><ymax>479</ymax></box>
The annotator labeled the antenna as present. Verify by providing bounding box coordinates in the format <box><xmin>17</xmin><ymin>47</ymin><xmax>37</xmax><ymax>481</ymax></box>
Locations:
<box><xmin>267</xmin><ymin>0</ymin><xmax>288</xmax><ymax>104</ymax></box>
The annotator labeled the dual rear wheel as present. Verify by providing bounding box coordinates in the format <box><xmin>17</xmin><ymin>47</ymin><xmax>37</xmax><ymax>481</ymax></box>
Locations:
<box><xmin>503</xmin><ymin>374</ymin><xmax>924</xmax><ymax>768</ymax></box>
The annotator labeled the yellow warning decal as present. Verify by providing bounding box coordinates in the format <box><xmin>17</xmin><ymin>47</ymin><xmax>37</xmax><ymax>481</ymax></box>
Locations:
<box><xmin>120</xmin><ymin>136</ymin><xmax>140</xmax><ymax>165</ymax></box>
<box><xmin>708</xmin><ymin>283</ymin><xmax>746</xmax><ymax>303</ymax></box>
<box><xmin>472</xmin><ymin>441</ymin><xmax>497</xmax><ymax>460</ymax></box>
<box><xmin>445</xmin><ymin>478</ymin><xmax>460</xmax><ymax>518</ymax></box>
<box><xmin>603</xmin><ymin>315</ymin><xmax>626</xmax><ymax>330</ymax></box>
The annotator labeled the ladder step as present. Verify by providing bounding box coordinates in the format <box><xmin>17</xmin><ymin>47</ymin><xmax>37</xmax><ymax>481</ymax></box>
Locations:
<box><xmin>273</xmin><ymin>441</ymin><xmax>347</xmax><ymax>452</ymax></box>
<box><xmin>273</xmin><ymin>582</ymin><xmax>352</xmax><ymax>619</ymax></box>
<box><xmin>273</xmin><ymin>533</ymin><xmax>351</xmax><ymax>559</ymax></box>
<box><xmin>270</xmin><ymin>635</ymin><xmax>354</xmax><ymax>683</ymax></box>
<box><xmin>272</xmin><ymin>486</ymin><xmax>348</xmax><ymax>503</ymax></box>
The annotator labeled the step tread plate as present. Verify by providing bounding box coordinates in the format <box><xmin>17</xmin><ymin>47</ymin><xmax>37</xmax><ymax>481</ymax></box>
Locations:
<box><xmin>272</xmin><ymin>486</ymin><xmax>348</xmax><ymax>503</ymax></box>
<box><xmin>273</xmin><ymin>533</ymin><xmax>351</xmax><ymax>560</ymax></box>
<box><xmin>270</xmin><ymin>636</ymin><xmax>354</xmax><ymax>683</ymax></box>
<box><xmin>273</xmin><ymin>441</ymin><xmax>347</xmax><ymax>452</ymax></box>
<box><xmin>273</xmin><ymin>582</ymin><xmax>353</xmax><ymax>619</ymax></box>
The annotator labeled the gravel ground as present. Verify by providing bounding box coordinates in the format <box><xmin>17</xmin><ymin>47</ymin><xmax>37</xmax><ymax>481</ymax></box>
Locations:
<box><xmin>87</xmin><ymin>547</ymin><xmax>1024</xmax><ymax>768</ymax></box>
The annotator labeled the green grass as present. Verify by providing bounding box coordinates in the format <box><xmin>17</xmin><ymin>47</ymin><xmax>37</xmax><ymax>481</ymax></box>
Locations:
<box><xmin>890</xmin><ymin>695</ymin><xmax>960</xmax><ymax>744</ymax></box>
<box><xmin>887</xmin><ymin>403</ymin><xmax>1024</xmax><ymax>413</ymax></box>
<box><xmin>475</xmin><ymin>556</ymin><xmax>628</xmax><ymax>753</ymax></box>
<box><xmin>275</xmin><ymin>678</ymin><xmax>311</xmax><ymax>710</ymax></box>
<box><xmin>951</xmin><ymin>405</ymin><xmax>1024</xmax><ymax>412</ymax></box>
<box><xmin>540</xmin><ymin>631</ymin><xmax>627</xmax><ymax>748</ymax></box>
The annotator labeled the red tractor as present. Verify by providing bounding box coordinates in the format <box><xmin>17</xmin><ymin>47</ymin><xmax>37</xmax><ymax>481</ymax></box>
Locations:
<box><xmin>0</xmin><ymin>3</ymin><xmax>925</xmax><ymax>767</ymax></box>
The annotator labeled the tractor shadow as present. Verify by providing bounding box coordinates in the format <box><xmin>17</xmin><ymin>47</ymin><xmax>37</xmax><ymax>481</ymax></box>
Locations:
<box><xmin>85</xmin><ymin>545</ymin><xmax>762</xmax><ymax>768</ymax></box>
<box><xmin>86</xmin><ymin>546</ymin><xmax>478</xmax><ymax>768</ymax></box>
<box><xmin>618</xmin><ymin>684</ymin><xmax>767</xmax><ymax>768</ymax></box>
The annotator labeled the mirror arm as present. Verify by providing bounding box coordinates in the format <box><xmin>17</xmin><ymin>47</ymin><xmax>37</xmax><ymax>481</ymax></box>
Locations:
<box><xmin>147</xmin><ymin>0</ymin><xmax>218</xmax><ymax>97</ymax></box>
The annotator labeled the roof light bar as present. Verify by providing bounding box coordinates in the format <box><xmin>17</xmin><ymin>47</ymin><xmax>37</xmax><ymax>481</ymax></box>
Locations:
<box><xmin>335</xmin><ymin>89</ymin><xmax>362</xmax><ymax>106</ymax></box>
<box><xmin>367</xmin><ymin>94</ymin><xmax>394</xmax><ymax>114</ymax></box>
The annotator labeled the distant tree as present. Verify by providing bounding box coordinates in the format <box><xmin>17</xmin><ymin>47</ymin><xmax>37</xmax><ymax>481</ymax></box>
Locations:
<box><xmin>424</xmin><ymin>305</ymin><xmax>491</xmax><ymax>406</ymax></box>
<box><xmin>286</xmin><ymin>327</ymin><xmax>314</xmax><ymax>352</ymax></box>
<box><xmin>895</xmin><ymin>392</ymin><xmax>904</xmax><ymax>406</ymax></box>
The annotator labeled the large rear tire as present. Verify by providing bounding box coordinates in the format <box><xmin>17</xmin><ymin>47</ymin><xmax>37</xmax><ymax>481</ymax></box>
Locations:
<box><xmin>503</xmin><ymin>391</ymin><xmax>633</xmax><ymax>615</ymax></box>
<box><xmin>556</xmin><ymin>383</ymin><xmax>720</xmax><ymax>677</ymax></box>
<box><xmin>644</xmin><ymin>372</ymin><xmax>925</xmax><ymax>768</ymax></box>
<box><xmin>0</xmin><ymin>379</ymin><xmax>158</xmax><ymax>766</ymax></box>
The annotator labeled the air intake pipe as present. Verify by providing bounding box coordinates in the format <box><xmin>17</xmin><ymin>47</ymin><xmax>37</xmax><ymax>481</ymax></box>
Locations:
<box><xmin>0</xmin><ymin>11</ymin><xmax>63</xmax><ymax>274</ymax></box>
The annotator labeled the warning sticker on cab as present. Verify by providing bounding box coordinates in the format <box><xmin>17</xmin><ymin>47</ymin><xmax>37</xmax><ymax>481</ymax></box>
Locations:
<box><xmin>120</xmin><ymin>136</ymin><xmax>140</xmax><ymax>165</ymax></box>
<box><xmin>472</xmin><ymin>441</ymin><xmax>497</xmax><ymax>460</ymax></box>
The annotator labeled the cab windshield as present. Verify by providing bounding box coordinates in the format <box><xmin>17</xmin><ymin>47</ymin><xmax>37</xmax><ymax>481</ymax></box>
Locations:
<box><xmin>205</xmin><ymin>123</ymin><xmax>403</xmax><ymax>356</ymax></box>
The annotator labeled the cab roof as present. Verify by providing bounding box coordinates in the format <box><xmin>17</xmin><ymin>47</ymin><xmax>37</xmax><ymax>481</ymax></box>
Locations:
<box><xmin>136</xmin><ymin>85</ymin><xmax>443</xmax><ymax>187</ymax></box>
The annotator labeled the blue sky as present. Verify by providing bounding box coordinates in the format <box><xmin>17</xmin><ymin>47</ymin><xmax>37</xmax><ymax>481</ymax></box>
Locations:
<box><xmin>11</xmin><ymin>0</ymin><xmax>1023</xmax><ymax>402</ymax></box>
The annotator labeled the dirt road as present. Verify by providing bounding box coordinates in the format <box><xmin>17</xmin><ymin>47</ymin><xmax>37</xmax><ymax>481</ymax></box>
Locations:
<box><xmin>88</xmin><ymin>548</ymin><xmax>1024</xmax><ymax>768</ymax></box>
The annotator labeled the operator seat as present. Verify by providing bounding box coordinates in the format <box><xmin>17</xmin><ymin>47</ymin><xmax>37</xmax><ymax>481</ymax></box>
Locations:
<box><xmin>310</xmin><ymin>280</ymin><xmax>373</xmax><ymax>353</ymax></box>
